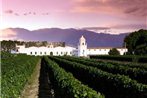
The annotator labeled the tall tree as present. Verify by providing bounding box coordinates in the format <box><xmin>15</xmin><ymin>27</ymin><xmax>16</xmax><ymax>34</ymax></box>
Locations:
<box><xmin>124</xmin><ymin>29</ymin><xmax>147</xmax><ymax>55</ymax></box>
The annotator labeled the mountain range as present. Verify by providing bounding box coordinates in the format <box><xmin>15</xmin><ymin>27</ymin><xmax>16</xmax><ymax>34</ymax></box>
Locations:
<box><xmin>2</xmin><ymin>28</ymin><xmax>129</xmax><ymax>47</ymax></box>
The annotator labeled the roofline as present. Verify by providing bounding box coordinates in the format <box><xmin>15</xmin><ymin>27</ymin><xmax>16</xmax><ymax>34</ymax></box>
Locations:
<box><xmin>88</xmin><ymin>47</ymin><xmax>127</xmax><ymax>49</ymax></box>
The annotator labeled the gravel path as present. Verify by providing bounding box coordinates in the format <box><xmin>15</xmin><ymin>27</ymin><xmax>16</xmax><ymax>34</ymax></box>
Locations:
<box><xmin>20</xmin><ymin>60</ymin><xmax>41</xmax><ymax>98</ymax></box>
<box><xmin>20</xmin><ymin>59</ymin><xmax>54</xmax><ymax>98</ymax></box>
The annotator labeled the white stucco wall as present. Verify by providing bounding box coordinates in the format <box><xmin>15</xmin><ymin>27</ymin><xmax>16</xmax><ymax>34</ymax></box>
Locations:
<box><xmin>15</xmin><ymin>36</ymin><xmax>128</xmax><ymax>56</ymax></box>
<box><xmin>17</xmin><ymin>45</ymin><xmax>76</xmax><ymax>56</ymax></box>
<box><xmin>87</xmin><ymin>48</ymin><xmax>127</xmax><ymax>55</ymax></box>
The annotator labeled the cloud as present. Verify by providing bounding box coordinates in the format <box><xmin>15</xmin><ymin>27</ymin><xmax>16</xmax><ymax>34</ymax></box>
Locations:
<box><xmin>111</xmin><ymin>24</ymin><xmax>147</xmax><ymax>29</ymax></box>
<box><xmin>33</xmin><ymin>12</ymin><xmax>36</xmax><ymax>15</ymax></box>
<box><xmin>23</xmin><ymin>13</ymin><xmax>28</xmax><ymax>16</ymax></box>
<box><xmin>0</xmin><ymin>29</ymin><xmax>17</xmax><ymax>40</ymax></box>
<box><xmin>14</xmin><ymin>13</ymin><xmax>19</xmax><ymax>16</ymax></box>
<box><xmin>42</xmin><ymin>12</ymin><xmax>50</xmax><ymax>15</ymax></box>
<box><xmin>72</xmin><ymin>0</ymin><xmax>147</xmax><ymax>17</ymax></box>
<box><xmin>4</xmin><ymin>10</ymin><xmax>51</xmax><ymax>16</ymax></box>
<box><xmin>82</xmin><ymin>27</ymin><xmax>110</xmax><ymax>30</ymax></box>
<box><xmin>4</xmin><ymin>10</ymin><xmax>13</xmax><ymax>14</ymax></box>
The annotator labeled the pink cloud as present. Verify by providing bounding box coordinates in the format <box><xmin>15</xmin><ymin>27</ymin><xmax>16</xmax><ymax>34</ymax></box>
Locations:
<box><xmin>4</xmin><ymin>10</ymin><xmax>13</xmax><ymax>14</ymax></box>
<box><xmin>14</xmin><ymin>13</ymin><xmax>19</xmax><ymax>16</ymax></box>
<box><xmin>72</xmin><ymin>0</ymin><xmax>147</xmax><ymax>17</ymax></box>
<box><xmin>0</xmin><ymin>29</ymin><xmax>17</xmax><ymax>40</ymax></box>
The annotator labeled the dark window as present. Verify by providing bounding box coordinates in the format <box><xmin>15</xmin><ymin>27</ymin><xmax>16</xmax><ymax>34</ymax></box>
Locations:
<box><xmin>40</xmin><ymin>52</ymin><xmax>42</xmax><ymax>54</ymax></box>
<box><xmin>82</xmin><ymin>43</ymin><xmax>84</xmax><ymax>45</ymax></box>
<box><xmin>57</xmin><ymin>52</ymin><xmax>58</xmax><ymax>54</ymax></box>
<box><xmin>30</xmin><ymin>52</ymin><xmax>32</xmax><ymax>54</ymax></box>
<box><xmin>61</xmin><ymin>52</ymin><xmax>63</xmax><ymax>54</ymax></box>
<box><xmin>35</xmin><ymin>52</ymin><xmax>37</xmax><ymax>54</ymax></box>
<box><xmin>50</xmin><ymin>52</ymin><xmax>53</xmax><ymax>55</ymax></box>
<box><xmin>44</xmin><ymin>52</ymin><xmax>46</xmax><ymax>55</ymax></box>
<box><xmin>65</xmin><ymin>52</ymin><xmax>68</xmax><ymax>55</ymax></box>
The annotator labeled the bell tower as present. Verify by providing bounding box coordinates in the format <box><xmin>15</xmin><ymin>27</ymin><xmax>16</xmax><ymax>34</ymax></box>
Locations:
<box><xmin>78</xmin><ymin>35</ymin><xmax>87</xmax><ymax>57</ymax></box>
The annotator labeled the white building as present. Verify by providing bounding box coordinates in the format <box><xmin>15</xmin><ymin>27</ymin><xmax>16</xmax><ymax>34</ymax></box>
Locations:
<box><xmin>15</xmin><ymin>35</ymin><xmax>127</xmax><ymax>56</ymax></box>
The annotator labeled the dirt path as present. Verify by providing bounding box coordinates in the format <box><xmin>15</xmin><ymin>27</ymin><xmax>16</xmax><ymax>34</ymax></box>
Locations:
<box><xmin>20</xmin><ymin>59</ymin><xmax>54</xmax><ymax>98</ymax></box>
<box><xmin>20</xmin><ymin>60</ymin><xmax>41</xmax><ymax>98</ymax></box>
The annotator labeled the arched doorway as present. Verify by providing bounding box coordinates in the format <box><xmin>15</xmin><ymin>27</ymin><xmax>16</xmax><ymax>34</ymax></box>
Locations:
<box><xmin>50</xmin><ymin>52</ymin><xmax>53</xmax><ymax>56</ymax></box>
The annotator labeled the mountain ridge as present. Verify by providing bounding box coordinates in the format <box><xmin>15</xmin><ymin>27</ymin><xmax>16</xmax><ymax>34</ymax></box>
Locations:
<box><xmin>1</xmin><ymin>28</ymin><xmax>129</xmax><ymax>47</ymax></box>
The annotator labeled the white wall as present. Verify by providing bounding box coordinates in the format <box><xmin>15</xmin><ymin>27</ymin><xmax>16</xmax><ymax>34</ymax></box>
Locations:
<box><xmin>15</xmin><ymin>36</ymin><xmax>127</xmax><ymax>56</ymax></box>
<box><xmin>17</xmin><ymin>45</ymin><xmax>76</xmax><ymax>56</ymax></box>
<box><xmin>87</xmin><ymin>48</ymin><xmax>110</xmax><ymax>55</ymax></box>
<box><xmin>87</xmin><ymin>48</ymin><xmax>127</xmax><ymax>55</ymax></box>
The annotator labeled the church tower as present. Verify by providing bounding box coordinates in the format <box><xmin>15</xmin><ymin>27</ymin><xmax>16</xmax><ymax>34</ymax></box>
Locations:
<box><xmin>78</xmin><ymin>35</ymin><xmax>87</xmax><ymax>57</ymax></box>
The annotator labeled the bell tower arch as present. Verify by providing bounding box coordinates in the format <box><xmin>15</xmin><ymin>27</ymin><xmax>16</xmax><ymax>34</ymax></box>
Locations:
<box><xmin>78</xmin><ymin>35</ymin><xmax>87</xmax><ymax>57</ymax></box>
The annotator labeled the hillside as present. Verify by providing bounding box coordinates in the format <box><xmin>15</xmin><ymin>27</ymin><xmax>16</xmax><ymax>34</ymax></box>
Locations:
<box><xmin>2</xmin><ymin>28</ymin><xmax>129</xmax><ymax>47</ymax></box>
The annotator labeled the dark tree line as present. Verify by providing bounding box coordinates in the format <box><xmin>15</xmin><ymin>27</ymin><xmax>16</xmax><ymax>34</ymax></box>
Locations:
<box><xmin>1</xmin><ymin>40</ymin><xmax>23</xmax><ymax>52</ymax></box>
<box><xmin>124</xmin><ymin>29</ymin><xmax>147</xmax><ymax>55</ymax></box>
<box><xmin>1</xmin><ymin>40</ymin><xmax>65</xmax><ymax>52</ymax></box>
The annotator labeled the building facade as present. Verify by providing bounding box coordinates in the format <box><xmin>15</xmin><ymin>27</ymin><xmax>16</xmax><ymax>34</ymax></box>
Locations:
<box><xmin>15</xmin><ymin>35</ymin><xmax>127</xmax><ymax>56</ymax></box>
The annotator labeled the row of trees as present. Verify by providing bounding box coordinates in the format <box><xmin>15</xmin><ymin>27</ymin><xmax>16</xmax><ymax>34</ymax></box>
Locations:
<box><xmin>1</xmin><ymin>40</ymin><xmax>48</xmax><ymax>52</ymax></box>
<box><xmin>1</xmin><ymin>29</ymin><xmax>146</xmax><ymax>55</ymax></box>
<box><xmin>124</xmin><ymin>29</ymin><xmax>147</xmax><ymax>55</ymax></box>
<box><xmin>1</xmin><ymin>40</ymin><xmax>65</xmax><ymax>52</ymax></box>
<box><xmin>107</xmin><ymin>29</ymin><xmax>147</xmax><ymax>55</ymax></box>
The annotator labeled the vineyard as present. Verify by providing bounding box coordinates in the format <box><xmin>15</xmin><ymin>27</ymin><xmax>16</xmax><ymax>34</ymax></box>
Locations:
<box><xmin>1</xmin><ymin>53</ymin><xmax>147</xmax><ymax>98</ymax></box>
<box><xmin>1</xmin><ymin>53</ymin><xmax>40</xmax><ymax>98</ymax></box>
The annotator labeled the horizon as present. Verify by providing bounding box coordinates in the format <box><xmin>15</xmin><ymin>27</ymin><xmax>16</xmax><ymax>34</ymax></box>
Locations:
<box><xmin>0</xmin><ymin>27</ymin><xmax>146</xmax><ymax>41</ymax></box>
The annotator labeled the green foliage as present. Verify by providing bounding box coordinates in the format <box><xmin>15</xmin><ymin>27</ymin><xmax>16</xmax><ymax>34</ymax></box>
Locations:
<box><xmin>108</xmin><ymin>48</ymin><xmax>120</xmax><ymax>55</ymax></box>
<box><xmin>43</xmin><ymin>57</ymin><xmax>104</xmax><ymax>98</ymax></box>
<box><xmin>1</xmin><ymin>40</ymin><xmax>65</xmax><ymax>52</ymax></box>
<box><xmin>1</xmin><ymin>54</ymin><xmax>39</xmax><ymax>98</ymax></box>
<box><xmin>89</xmin><ymin>57</ymin><xmax>147</xmax><ymax>70</ymax></box>
<box><xmin>90</xmin><ymin>55</ymin><xmax>147</xmax><ymax>63</ymax></box>
<box><xmin>1</xmin><ymin>40</ymin><xmax>18</xmax><ymax>52</ymax></box>
<box><xmin>124</xmin><ymin>29</ymin><xmax>147</xmax><ymax>55</ymax></box>
<box><xmin>58</xmin><ymin>56</ymin><xmax>147</xmax><ymax>84</ymax></box>
<box><xmin>49</xmin><ymin>56</ymin><xmax>147</xmax><ymax>98</ymax></box>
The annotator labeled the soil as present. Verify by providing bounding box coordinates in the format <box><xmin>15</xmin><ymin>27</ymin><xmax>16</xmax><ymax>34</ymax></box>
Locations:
<box><xmin>20</xmin><ymin>60</ymin><xmax>41</xmax><ymax>98</ymax></box>
<box><xmin>20</xmin><ymin>59</ymin><xmax>54</xmax><ymax>98</ymax></box>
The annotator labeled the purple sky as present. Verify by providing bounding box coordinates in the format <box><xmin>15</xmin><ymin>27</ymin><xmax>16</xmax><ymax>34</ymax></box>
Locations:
<box><xmin>1</xmin><ymin>0</ymin><xmax>147</xmax><ymax>34</ymax></box>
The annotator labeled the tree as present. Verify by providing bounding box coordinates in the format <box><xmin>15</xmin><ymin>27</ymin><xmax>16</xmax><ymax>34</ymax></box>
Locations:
<box><xmin>124</xmin><ymin>29</ymin><xmax>147</xmax><ymax>55</ymax></box>
<box><xmin>108</xmin><ymin>48</ymin><xmax>120</xmax><ymax>55</ymax></box>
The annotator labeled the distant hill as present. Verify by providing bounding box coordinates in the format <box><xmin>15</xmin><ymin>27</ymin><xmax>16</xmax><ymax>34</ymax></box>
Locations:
<box><xmin>2</xmin><ymin>28</ymin><xmax>129</xmax><ymax>47</ymax></box>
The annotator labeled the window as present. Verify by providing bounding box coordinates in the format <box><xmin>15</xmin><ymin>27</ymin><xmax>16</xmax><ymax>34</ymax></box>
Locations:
<box><xmin>65</xmin><ymin>52</ymin><xmax>68</xmax><ymax>55</ymax></box>
<box><xmin>83</xmin><ymin>50</ymin><xmax>85</xmax><ymax>53</ymax></box>
<box><xmin>82</xmin><ymin>43</ymin><xmax>84</xmax><ymax>45</ymax></box>
<box><xmin>50</xmin><ymin>52</ymin><xmax>53</xmax><ymax>55</ymax></box>
<box><xmin>40</xmin><ymin>52</ymin><xmax>42</xmax><ymax>54</ymax></box>
<box><xmin>44</xmin><ymin>52</ymin><xmax>46</xmax><ymax>55</ymax></box>
<box><xmin>56</xmin><ymin>52</ymin><xmax>58</xmax><ymax>55</ymax></box>
<box><xmin>35</xmin><ymin>52</ymin><xmax>37</xmax><ymax>54</ymax></box>
<box><xmin>30</xmin><ymin>52</ymin><xmax>32</xmax><ymax>54</ymax></box>
<box><xmin>61</xmin><ymin>52</ymin><xmax>63</xmax><ymax>54</ymax></box>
